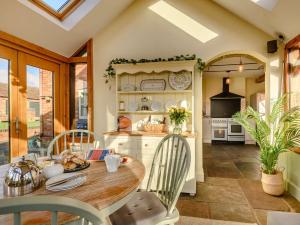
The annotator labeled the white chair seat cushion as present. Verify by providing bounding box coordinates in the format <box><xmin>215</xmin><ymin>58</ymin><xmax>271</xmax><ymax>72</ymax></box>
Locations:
<box><xmin>109</xmin><ymin>192</ymin><xmax>167</xmax><ymax>225</ymax></box>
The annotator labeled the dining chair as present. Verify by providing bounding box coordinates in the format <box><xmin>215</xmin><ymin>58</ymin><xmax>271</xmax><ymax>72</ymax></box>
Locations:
<box><xmin>109</xmin><ymin>134</ymin><xmax>191</xmax><ymax>225</ymax></box>
<box><xmin>47</xmin><ymin>129</ymin><xmax>105</xmax><ymax>157</ymax></box>
<box><xmin>0</xmin><ymin>195</ymin><xmax>103</xmax><ymax>225</ymax></box>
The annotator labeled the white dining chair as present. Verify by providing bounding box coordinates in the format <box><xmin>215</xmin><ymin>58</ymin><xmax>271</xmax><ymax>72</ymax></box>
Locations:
<box><xmin>47</xmin><ymin>129</ymin><xmax>105</xmax><ymax>157</ymax></box>
<box><xmin>0</xmin><ymin>195</ymin><xmax>104</xmax><ymax>225</ymax></box>
<box><xmin>109</xmin><ymin>134</ymin><xmax>191</xmax><ymax>225</ymax></box>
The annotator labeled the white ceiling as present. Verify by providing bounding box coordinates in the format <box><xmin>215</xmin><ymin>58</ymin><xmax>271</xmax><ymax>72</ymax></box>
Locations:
<box><xmin>0</xmin><ymin>0</ymin><xmax>134</xmax><ymax>57</ymax></box>
<box><xmin>213</xmin><ymin>0</ymin><xmax>300</xmax><ymax>41</ymax></box>
<box><xmin>203</xmin><ymin>55</ymin><xmax>265</xmax><ymax>78</ymax></box>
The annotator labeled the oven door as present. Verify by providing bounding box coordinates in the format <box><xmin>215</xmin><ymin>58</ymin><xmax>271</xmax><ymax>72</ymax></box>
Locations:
<box><xmin>212</xmin><ymin>128</ymin><xmax>228</xmax><ymax>141</ymax></box>
<box><xmin>228</xmin><ymin>122</ymin><xmax>244</xmax><ymax>136</ymax></box>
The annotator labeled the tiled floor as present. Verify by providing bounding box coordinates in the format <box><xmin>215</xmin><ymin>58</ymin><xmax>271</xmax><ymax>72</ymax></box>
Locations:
<box><xmin>177</xmin><ymin>144</ymin><xmax>300</xmax><ymax>225</ymax></box>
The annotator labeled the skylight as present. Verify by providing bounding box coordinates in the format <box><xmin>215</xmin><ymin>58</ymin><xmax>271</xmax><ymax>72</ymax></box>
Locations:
<box><xmin>41</xmin><ymin>0</ymin><xmax>71</xmax><ymax>12</ymax></box>
<box><xmin>149</xmin><ymin>1</ymin><xmax>218</xmax><ymax>43</ymax></box>
<box><xmin>250</xmin><ymin>0</ymin><xmax>279</xmax><ymax>11</ymax></box>
<box><xmin>29</xmin><ymin>0</ymin><xmax>84</xmax><ymax>20</ymax></box>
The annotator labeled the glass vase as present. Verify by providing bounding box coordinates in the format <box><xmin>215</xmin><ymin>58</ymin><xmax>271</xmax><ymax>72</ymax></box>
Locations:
<box><xmin>173</xmin><ymin>123</ymin><xmax>182</xmax><ymax>134</ymax></box>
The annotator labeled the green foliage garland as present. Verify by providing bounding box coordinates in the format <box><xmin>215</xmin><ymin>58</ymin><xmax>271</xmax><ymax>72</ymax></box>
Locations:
<box><xmin>104</xmin><ymin>54</ymin><xmax>205</xmax><ymax>84</ymax></box>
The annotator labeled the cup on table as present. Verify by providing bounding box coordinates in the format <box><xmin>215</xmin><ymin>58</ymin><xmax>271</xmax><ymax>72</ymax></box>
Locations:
<box><xmin>104</xmin><ymin>154</ymin><xmax>120</xmax><ymax>173</ymax></box>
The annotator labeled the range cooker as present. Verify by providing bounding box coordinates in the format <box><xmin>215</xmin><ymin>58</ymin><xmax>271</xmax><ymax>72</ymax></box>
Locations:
<box><xmin>211</xmin><ymin>118</ymin><xmax>245</xmax><ymax>143</ymax></box>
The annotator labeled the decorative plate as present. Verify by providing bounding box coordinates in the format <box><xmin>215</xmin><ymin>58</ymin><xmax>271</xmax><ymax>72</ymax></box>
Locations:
<box><xmin>121</xmin><ymin>83</ymin><xmax>136</xmax><ymax>92</ymax></box>
<box><xmin>169</xmin><ymin>71</ymin><xmax>192</xmax><ymax>90</ymax></box>
<box><xmin>151</xmin><ymin>101</ymin><xmax>162</xmax><ymax>111</ymax></box>
<box><xmin>165</xmin><ymin>99</ymin><xmax>177</xmax><ymax>111</ymax></box>
<box><xmin>64</xmin><ymin>161</ymin><xmax>90</xmax><ymax>173</ymax></box>
<box><xmin>140</xmin><ymin>79</ymin><xmax>166</xmax><ymax>91</ymax></box>
<box><xmin>118</xmin><ymin>116</ymin><xmax>131</xmax><ymax>129</ymax></box>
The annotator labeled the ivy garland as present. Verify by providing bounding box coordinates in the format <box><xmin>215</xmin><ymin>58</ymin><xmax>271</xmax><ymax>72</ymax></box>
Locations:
<box><xmin>104</xmin><ymin>54</ymin><xmax>205</xmax><ymax>84</ymax></box>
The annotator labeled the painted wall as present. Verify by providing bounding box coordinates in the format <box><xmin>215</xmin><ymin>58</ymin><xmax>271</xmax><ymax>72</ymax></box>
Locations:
<box><xmin>92</xmin><ymin>0</ymin><xmax>272</xmax><ymax>182</ymax></box>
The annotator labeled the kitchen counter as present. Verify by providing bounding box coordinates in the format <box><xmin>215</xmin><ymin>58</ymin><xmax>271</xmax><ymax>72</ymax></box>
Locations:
<box><xmin>103</xmin><ymin>131</ymin><xmax>196</xmax><ymax>138</ymax></box>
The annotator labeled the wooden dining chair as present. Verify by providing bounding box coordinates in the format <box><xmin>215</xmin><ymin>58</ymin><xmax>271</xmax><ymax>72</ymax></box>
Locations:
<box><xmin>0</xmin><ymin>195</ymin><xmax>103</xmax><ymax>225</ymax></box>
<box><xmin>109</xmin><ymin>134</ymin><xmax>191</xmax><ymax>225</ymax></box>
<box><xmin>47</xmin><ymin>129</ymin><xmax>105</xmax><ymax>157</ymax></box>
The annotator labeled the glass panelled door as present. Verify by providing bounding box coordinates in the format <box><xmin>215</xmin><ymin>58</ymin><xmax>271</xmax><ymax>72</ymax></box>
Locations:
<box><xmin>18</xmin><ymin>53</ymin><xmax>60</xmax><ymax>157</ymax></box>
<box><xmin>0</xmin><ymin>45</ymin><xmax>17</xmax><ymax>164</ymax></box>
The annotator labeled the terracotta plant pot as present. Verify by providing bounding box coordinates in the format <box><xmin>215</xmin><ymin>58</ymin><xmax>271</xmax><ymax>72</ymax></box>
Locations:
<box><xmin>261</xmin><ymin>171</ymin><xmax>284</xmax><ymax>196</ymax></box>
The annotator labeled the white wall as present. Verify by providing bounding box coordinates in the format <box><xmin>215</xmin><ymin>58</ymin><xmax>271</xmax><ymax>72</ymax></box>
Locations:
<box><xmin>93</xmin><ymin>0</ymin><xmax>272</xmax><ymax>181</ymax></box>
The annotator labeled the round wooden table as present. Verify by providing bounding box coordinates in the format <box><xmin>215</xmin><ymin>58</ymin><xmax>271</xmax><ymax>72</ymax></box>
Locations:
<box><xmin>0</xmin><ymin>157</ymin><xmax>145</xmax><ymax>225</ymax></box>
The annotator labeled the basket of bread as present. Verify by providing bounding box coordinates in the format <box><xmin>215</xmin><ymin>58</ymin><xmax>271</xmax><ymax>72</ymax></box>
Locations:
<box><xmin>59</xmin><ymin>150</ymin><xmax>90</xmax><ymax>173</ymax></box>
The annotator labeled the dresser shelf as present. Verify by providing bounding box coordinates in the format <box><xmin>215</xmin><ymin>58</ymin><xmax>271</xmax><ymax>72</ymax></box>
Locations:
<box><xmin>117</xmin><ymin>90</ymin><xmax>192</xmax><ymax>94</ymax></box>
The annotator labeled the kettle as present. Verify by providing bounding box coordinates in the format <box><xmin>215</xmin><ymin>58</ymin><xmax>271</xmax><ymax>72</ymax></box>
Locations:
<box><xmin>4</xmin><ymin>157</ymin><xmax>42</xmax><ymax>197</ymax></box>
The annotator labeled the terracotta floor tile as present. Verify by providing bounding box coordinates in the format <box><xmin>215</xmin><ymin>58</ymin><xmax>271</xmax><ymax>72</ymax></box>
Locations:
<box><xmin>209</xmin><ymin>202</ymin><xmax>256</xmax><ymax>223</ymax></box>
<box><xmin>177</xmin><ymin>199</ymin><xmax>210</xmax><ymax>218</ymax></box>
<box><xmin>253</xmin><ymin>209</ymin><xmax>270</xmax><ymax>225</ymax></box>
<box><xmin>204</xmin><ymin>177</ymin><xmax>240</xmax><ymax>188</ymax></box>
<box><xmin>196</xmin><ymin>183</ymin><xmax>248</xmax><ymax>204</ymax></box>
<box><xmin>238</xmin><ymin>179</ymin><xmax>290</xmax><ymax>211</ymax></box>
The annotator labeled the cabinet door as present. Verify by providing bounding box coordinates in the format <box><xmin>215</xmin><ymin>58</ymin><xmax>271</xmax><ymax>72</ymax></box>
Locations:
<box><xmin>183</xmin><ymin>138</ymin><xmax>196</xmax><ymax>194</ymax></box>
<box><xmin>105</xmin><ymin>137</ymin><xmax>137</xmax><ymax>157</ymax></box>
<box><xmin>202</xmin><ymin>118</ymin><xmax>211</xmax><ymax>143</ymax></box>
<box><xmin>136</xmin><ymin>138</ymin><xmax>161</xmax><ymax>190</ymax></box>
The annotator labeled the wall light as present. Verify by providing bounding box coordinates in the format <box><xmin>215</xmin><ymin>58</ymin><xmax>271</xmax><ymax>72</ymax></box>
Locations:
<box><xmin>149</xmin><ymin>1</ymin><xmax>218</xmax><ymax>43</ymax></box>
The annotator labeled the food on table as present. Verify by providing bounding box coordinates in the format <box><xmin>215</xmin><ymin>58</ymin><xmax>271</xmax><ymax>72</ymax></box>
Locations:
<box><xmin>59</xmin><ymin>150</ymin><xmax>87</xmax><ymax>170</ymax></box>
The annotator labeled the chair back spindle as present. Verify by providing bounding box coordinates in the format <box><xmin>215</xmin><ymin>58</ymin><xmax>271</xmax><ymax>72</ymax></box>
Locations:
<box><xmin>146</xmin><ymin>134</ymin><xmax>191</xmax><ymax>215</ymax></box>
<box><xmin>47</xmin><ymin>129</ymin><xmax>104</xmax><ymax>157</ymax></box>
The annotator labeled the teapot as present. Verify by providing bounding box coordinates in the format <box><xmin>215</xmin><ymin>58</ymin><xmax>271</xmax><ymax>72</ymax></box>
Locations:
<box><xmin>4</xmin><ymin>157</ymin><xmax>42</xmax><ymax>197</ymax></box>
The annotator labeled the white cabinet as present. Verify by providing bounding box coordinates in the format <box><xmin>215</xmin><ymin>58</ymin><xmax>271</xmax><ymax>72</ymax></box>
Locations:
<box><xmin>104</xmin><ymin>135</ymin><xmax>196</xmax><ymax>195</ymax></box>
<box><xmin>202</xmin><ymin>117</ymin><xmax>211</xmax><ymax>143</ymax></box>
<box><xmin>245</xmin><ymin>119</ymin><xmax>256</xmax><ymax>145</ymax></box>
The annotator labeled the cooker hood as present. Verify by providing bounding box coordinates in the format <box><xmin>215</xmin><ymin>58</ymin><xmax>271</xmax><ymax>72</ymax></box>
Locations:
<box><xmin>210</xmin><ymin>77</ymin><xmax>244</xmax><ymax>100</ymax></box>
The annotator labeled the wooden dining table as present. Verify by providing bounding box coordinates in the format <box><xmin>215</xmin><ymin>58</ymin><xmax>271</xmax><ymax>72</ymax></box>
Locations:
<box><xmin>0</xmin><ymin>156</ymin><xmax>145</xmax><ymax>225</ymax></box>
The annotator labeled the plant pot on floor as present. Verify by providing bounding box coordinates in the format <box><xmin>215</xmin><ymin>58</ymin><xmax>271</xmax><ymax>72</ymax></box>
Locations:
<box><xmin>261</xmin><ymin>171</ymin><xmax>284</xmax><ymax>196</ymax></box>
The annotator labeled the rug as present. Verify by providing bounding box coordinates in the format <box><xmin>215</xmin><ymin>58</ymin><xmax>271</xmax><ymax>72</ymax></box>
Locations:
<box><xmin>176</xmin><ymin>216</ymin><xmax>258</xmax><ymax>225</ymax></box>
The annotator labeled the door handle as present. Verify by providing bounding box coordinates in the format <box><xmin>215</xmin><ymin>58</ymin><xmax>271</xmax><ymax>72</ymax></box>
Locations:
<box><xmin>15</xmin><ymin>117</ymin><xmax>20</xmax><ymax>134</ymax></box>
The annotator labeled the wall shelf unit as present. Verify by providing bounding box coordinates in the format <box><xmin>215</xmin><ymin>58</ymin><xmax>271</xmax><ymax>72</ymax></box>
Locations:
<box><xmin>104</xmin><ymin>60</ymin><xmax>197</xmax><ymax>195</ymax></box>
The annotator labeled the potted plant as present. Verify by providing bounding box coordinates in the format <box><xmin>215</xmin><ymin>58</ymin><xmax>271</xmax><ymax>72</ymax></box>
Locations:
<box><xmin>233</xmin><ymin>95</ymin><xmax>300</xmax><ymax>196</ymax></box>
<box><xmin>168</xmin><ymin>106</ymin><xmax>190</xmax><ymax>134</ymax></box>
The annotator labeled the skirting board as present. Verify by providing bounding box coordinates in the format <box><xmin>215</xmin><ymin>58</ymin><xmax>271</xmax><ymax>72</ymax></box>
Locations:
<box><xmin>196</xmin><ymin>168</ymin><xmax>205</xmax><ymax>182</ymax></box>
<box><xmin>286</xmin><ymin>179</ymin><xmax>300</xmax><ymax>201</ymax></box>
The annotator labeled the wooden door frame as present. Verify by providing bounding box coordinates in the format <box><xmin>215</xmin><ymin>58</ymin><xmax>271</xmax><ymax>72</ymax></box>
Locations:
<box><xmin>0</xmin><ymin>45</ymin><xmax>18</xmax><ymax>160</ymax></box>
<box><xmin>17</xmin><ymin>52</ymin><xmax>61</xmax><ymax>156</ymax></box>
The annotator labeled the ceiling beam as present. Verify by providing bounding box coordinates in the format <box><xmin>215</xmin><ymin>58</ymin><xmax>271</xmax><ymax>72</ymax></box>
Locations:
<box><xmin>255</xmin><ymin>74</ymin><xmax>265</xmax><ymax>83</ymax></box>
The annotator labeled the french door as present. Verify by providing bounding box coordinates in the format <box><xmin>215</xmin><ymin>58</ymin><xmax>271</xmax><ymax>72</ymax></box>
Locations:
<box><xmin>0</xmin><ymin>46</ymin><xmax>60</xmax><ymax>164</ymax></box>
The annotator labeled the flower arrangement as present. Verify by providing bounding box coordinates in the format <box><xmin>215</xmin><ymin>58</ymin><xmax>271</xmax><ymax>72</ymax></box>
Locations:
<box><xmin>168</xmin><ymin>106</ymin><xmax>190</xmax><ymax>134</ymax></box>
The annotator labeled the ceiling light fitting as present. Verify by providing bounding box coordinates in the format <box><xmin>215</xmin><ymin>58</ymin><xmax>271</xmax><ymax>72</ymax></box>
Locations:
<box><xmin>238</xmin><ymin>57</ymin><xmax>244</xmax><ymax>72</ymax></box>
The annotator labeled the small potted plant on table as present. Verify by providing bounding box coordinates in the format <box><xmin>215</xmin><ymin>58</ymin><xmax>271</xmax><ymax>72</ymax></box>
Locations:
<box><xmin>233</xmin><ymin>95</ymin><xmax>300</xmax><ymax>196</ymax></box>
<box><xmin>168</xmin><ymin>106</ymin><xmax>190</xmax><ymax>134</ymax></box>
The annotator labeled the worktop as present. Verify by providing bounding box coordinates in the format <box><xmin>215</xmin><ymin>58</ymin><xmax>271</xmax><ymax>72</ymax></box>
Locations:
<box><xmin>103</xmin><ymin>131</ymin><xmax>196</xmax><ymax>138</ymax></box>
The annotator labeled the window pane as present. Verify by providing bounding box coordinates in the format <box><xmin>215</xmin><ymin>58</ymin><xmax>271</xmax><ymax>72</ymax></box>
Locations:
<box><xmin>70</xmin><ymin>63</ymin><xmax>88</xmax><ymax>130</ymax></box>
<box><xmin>41</xmin><ymin>0</ymin><xmax>71</xmax><ymax>12</ymax></box>
<box><xmin>0</xmin><ymin>58</ymin><xmax>9</xmax><ymax>165</ymax></box>
<box><xmin>26</xmin><ymin>65</ymin><xmax>54</xmax><ymax>156</ymax></box>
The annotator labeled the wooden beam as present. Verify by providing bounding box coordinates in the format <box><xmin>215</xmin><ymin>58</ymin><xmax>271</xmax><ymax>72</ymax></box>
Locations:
<box><xmin>255</xmin><ymin>74</ymin><xmax>265</xmax><ymax>83</ymax></box>
<box><xmin>68</xmin><ymin>56</ymin><xmax>87</xmax><ymax>63</ymax></box>
<box><xmin>0</xmin><ymin>31</ymin><xmax>68</xmax><ymax>63</ymax></box>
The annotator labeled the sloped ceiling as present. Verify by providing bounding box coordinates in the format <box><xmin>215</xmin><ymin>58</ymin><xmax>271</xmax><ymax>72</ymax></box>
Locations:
<box><xmin>0</xmin><ymin>0</ymin><xmax>134</xmax><ymax>57</ymax></box>
<box><xmin>213</xmin><ymin>0</ymin><xmax>300</xmax><ymax>42</ymax></box>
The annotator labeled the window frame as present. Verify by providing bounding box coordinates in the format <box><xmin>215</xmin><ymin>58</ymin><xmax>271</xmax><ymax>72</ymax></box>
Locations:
<box><xmin>78</xmin><ymin>89</ymin><xmax>88</xmax><ymax>120</ymax></box>
<box><xmin>29</xmin><ymin>0</ymin><xmax>84</xmax><ymax>21</ymax></box>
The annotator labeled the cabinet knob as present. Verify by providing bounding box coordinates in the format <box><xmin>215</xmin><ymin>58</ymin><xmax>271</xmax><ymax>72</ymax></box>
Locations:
<box><xmin>144</xmin><ymin>144</ymin><xmax>148</xmax><ymax>147</ymax></box>
<box><xmin>118</xmin><ymin>143</ymin><xmax>123</xmax><ymax>146</ymax></box>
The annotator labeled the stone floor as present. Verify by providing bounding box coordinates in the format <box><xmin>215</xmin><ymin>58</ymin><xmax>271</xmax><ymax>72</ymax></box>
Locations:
<box><xmin>176</xmin><ymin>144</ymin><xmax>300</xmax><ymax>225</ymax></box>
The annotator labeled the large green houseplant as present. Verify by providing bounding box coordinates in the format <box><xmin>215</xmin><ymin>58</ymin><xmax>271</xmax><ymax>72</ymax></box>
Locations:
<box><xmin>233</xmin><ymin>95</ymin><xmax>300</xmax><ymax>196</ymax></box>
